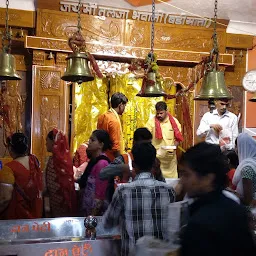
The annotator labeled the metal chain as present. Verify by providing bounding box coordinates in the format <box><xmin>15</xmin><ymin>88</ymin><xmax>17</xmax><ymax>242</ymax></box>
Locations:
<box><xmin>5</xmin><ymin>0</ymin><xmax>9</xmax><ymax>33</ymax></box>
<box><xmin>150</xmin><ymin>0</ymin><xmax>155</xmax><ymax>61</ymax></box>
<box><xmin>213</xmin><ymin>0</ymin><xmax>218</xmax><ymax>53</ymax></box>
<box><xmin>2</xmin><ymin>0</ymin><xmax>11</xmax><ymax>52</ymax></box>
<box><xmin>77</xmin><ymin>0</ymin><xmax>82</xmax><ymax>32</ymax></box>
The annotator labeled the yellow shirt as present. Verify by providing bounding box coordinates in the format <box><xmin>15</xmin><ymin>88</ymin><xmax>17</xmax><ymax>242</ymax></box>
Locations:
<box><xmin>146</xmin><ymin>115</ymin><xmax>182</xmax><ymax>150</ymax></box>
<box><xmin>0</xmin><ymin>165</ymin><xmax>15</xmax><ymax>184</ymax></box>
<box><xmin>146</xmin><ymin>115</ymin><xmax>182</xmax><ymax>178</ymax></box>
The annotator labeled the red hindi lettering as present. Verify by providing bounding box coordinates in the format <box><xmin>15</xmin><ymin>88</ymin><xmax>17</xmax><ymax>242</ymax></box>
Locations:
<box><xmin>57</xmin><ymin>248</ymin><xmax>68</xmax><ymax>256</ymax></box>
<box><xmin>32</xmin><ymin>222</ymin><xmax>39</xmax><ymax>231</ymax></box>
<box><xmin>44</xmin><ymin>249</ymin><xmax>58</xmax><ymax>256</ymax></box>
<box><xmin>72</xmin><ymin>245</ymin><xmax>81</xmax><ymax>256</ymax></box>
<box><xmin>82</xmin><ymin>243</ymin><xmax>92</xmax><ymax>256</ymax></box>
<box><xmin>21</xmin><ymin>224</ymin><xmax>29</xmax><ymax>233</ymax></box>
<box><xmin>40</xmin><ymin>222</ymin><xmax>51</xmax><ymax>232</ymax></box>
<box><xmin>10</xmin><ymin>225</ymin><xmax>21</xmax><ymax>233</ymax></box>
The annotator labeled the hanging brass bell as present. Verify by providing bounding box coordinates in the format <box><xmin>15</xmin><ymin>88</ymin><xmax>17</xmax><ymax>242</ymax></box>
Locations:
<box><xmin>137</xmin><ymin>72</ymin><xmax>167</xmax><ymax>97</ymax></box>
<box><xmin>61</xmin><ymin>53</ymin><xmax>94</xmax><ymax>84</ymax></box>
<box><xmin>249</xmin><ymin>92</ymin><xmax>256</xmax><ymax>102</ymax></box>
<box><xmin>194</xmin><ymin>70</ymin><xmax>232</xmax><ymax>100</ymax></box>
<box><xmin>0</xmin><ymin>52</ymin><xmax>21</xmax><ymax>81</ymax></box>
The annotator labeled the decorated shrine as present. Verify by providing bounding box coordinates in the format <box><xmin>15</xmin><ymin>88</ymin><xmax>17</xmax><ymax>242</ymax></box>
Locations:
<box><xmin>0</xmin><ymin>0</ymin><xmax>255</xmax><ymax>167</ymax></box>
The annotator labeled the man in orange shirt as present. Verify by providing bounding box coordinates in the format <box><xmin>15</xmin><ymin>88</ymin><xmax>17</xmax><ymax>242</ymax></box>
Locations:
<box><xmin>97</xmin><ymin>92</ymin><xmax>128</xmax><ymax>161</ymax></box>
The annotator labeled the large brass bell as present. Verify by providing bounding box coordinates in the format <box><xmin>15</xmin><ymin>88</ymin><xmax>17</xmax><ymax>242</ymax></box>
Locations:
<box><xmin>195</xmin><ymin>70</ymin><xmax>232</xmax><ymax>100</ymax></box>
<box><xmin>249</xmin><ymin>92</ymin><xmax>256</xmax><ymax>102</ymax></box>
<box><xmin>61</xmin><ymin>53</ymin><xmax>94</xmax><ymax>84</ymax></box>
<box><xmin>0</xmin><ymin>52</ymin><xmax>21</xmax><ymax>80</ymax></box>
<box><xmin>137</xmin><ymin>72</ymin><xmax>167</xmax><ymax>97</ymax></box>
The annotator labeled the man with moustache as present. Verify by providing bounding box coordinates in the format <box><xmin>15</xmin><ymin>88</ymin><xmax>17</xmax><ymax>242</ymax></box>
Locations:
<box><xmin>196</xmin><ymin>98</ymin><xmax>238</xmax><ymax>150</ymax></box>
<box><xmin>146</xmin><ymin>101</ymin><xmax>183</xmax><ymax>178</ymax></box>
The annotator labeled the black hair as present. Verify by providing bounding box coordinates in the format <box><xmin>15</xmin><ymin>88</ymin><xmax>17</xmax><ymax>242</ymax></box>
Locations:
<box><xmin>47</xmin><ymin>130</ymin><xmax>54</xmax><ymax>141</ymax></box>
<box><xmin>180</xmin><ymin>142</ymin><xmax>229</xmax><ymax>191</ymax></box>
<box><xmin>132</xmin><ymin>142</ymin><xmax>156</xmax><ymax>171</ymax></box>
<box><xmin>92</xmin><ymin>130</ymin><xmax>112</xmax><ymax>151</ymax></box>
<box><xmin>155</xmin><ymin>101</ymin><xmax>167</xmax><ymax>111</ymax></box>
<box><xmin>7</xmin><ymin>132</ymin><xmax>28</xmax><ymax>155</ymax></box>
<box><xmin>223</xmin><ymin>150</ymin><xmax>239</xmax><ymax>169</ymax></box>
<box><xmin>133</xmin><ymin>128</ymin><xmax>152</xmax><ymax>143</ymax></box>
<box><xmin>110</xmin><ymin>92</ymin><xmax>128</xmax><ymax>108</ymax></box>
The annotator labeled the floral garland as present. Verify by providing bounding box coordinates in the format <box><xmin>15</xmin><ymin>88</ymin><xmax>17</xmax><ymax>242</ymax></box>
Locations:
<box><xmin>129</xmin><ymin>53</ymin><xmax>162</xmax><ymax>84</ymax></box>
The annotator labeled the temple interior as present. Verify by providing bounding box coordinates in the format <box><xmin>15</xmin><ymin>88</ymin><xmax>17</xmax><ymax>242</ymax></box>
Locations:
<box><xmin>0</xmin><ymin>0</ymin><xmax>256</xmax><ymax>255</ymax></box>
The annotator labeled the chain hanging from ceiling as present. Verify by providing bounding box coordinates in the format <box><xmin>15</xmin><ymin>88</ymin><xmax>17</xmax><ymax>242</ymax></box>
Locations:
<box><xmin>61</xmin><ymin>0</ymin><xmax>103</xmax><ymax>84</ymax></box>
<box><xmin>0</xmin><ymin>0</ymin><xmax>21</xmax><ymax>81</ymax></box>
<box><xmin>194</xmin><ymin>0</ymin><xmax>232</xmax><ymax>101</ymax></box>
<box><xmin>128</xmin><ymin>0</ymin><xmax>168</xmax><ymax>97</ymax></box>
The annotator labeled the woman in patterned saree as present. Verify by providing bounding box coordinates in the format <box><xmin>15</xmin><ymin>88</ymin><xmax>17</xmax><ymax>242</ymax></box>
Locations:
<box><xmin>0</xmin><ymin>133</ymin><xmax>43</xmax><ymax>219</ymax></box>
<box><xmin>45</xmin><ymin>128</ymin><xmax>77</xmax><ymax>217</ymax></box>
<box><xmin>79</xmin><ymin>130</ymin><xmax>112</xmax><ymax>216</ymax></box>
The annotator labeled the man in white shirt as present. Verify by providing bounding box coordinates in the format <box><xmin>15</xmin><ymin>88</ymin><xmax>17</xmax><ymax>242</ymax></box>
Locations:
<box><xmin>196</xmin><ymin>98</ymin><xmax>238</xmax><ymax>150</ymax></box>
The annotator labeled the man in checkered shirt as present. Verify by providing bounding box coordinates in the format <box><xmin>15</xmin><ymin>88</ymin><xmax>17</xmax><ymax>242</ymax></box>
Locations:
<box><xmin>102</xmin><ymin>142</ymin><xmax>175</xmax><ymax>256</ymax></box>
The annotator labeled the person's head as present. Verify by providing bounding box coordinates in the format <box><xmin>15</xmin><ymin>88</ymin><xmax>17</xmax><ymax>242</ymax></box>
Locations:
<box><xmin>236</xmin><ymin>133</ymin><xmax>256</xmax><ymax>163</ymax></box>
<box><xmin>87</xmin><ymin>129</ymin><xmax>112</xmax><ymax>158</ymax></box>
<box><xmin>132</xmin><ymin>142</ymin><xmax>156</xmax><ymax>173</ymax></box>
<box><xmin>179</xmin><ymin>142</ymin><xmax>229</xmax><ymax>198</ymax></box>
<box><xmin>223</xmin><ymin>150</ymin><xmax>239</xmax><ymax>170</ymax></box>
<box><xmin>133</xmin><ymin>128</ymin><xmax>152</xmax><ymax>146</ymax></box>
<box><xmin>46</xmin><ymin>130</ymin><xmax>55</xmax><ymax>153</ymax></box>
<box><xmin>155</xmin><ymin>101</ymin><xmax>168</xmax><ymax>122</ymax></box>
<box><xmin>7</xmin><ymin>133</ymin><xmax>28</xmax><ymax>158</ymax></box>
<box><xmin>46</xmin><ymin>129</ymin><xmax>70</xmax><ymax>154</ymax></box>
<box><xmin>214</xmin><ymin>98</ymin><xmax>230</xmax><ymax>115</ymax></box>
<box><xmin>110</xmin><ymin>92</ymin><xmax>128</xmax><ymax>115</ymax></box>
<box><xmin>208</xmin><ymin>99</ymin><xmax>215</xmax><ymax>113</ymax></box>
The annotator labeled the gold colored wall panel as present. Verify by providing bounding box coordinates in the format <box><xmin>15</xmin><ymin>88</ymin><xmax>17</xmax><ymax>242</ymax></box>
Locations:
<box><xmin>154</xmin><ymin>24</ymin><xmax>226</xmax><ymax>53</ymax></box>
<box><xmin>125</xmin><ymin>20</ymin><xmax>151</xmax><ymax>48</ymax></box>
<box><xmin>31</xmin><ymin>66</ymin><xmax>69</xmax><ymax>169</ymax></box>
<box><xmin>225</xmin><ymin>49</ymin><xmax>247</xmax><ymax>86</ymax></box>
<box><xmin>26</xmin><ymin>36</ymin><xmax>234</xmax><ymax>66</ymax></box>
<box><xmin>37</xmin><ymin>9</ymin><xmax>125</xmax><ymax>45</ymax></box>
<box><xmin>36</xmin><ymin>9</ymin><xmax>228</xmax><ymax>53</ymax></box>
<box><xmin>226</xmin><ymin>33</ymin><xmax>254</xmax><ymax>49</ymax></box>
<box><xmin>0</xmin><ymin>8</ymin><xmax>35</xmax><ymax>28</ymax></box>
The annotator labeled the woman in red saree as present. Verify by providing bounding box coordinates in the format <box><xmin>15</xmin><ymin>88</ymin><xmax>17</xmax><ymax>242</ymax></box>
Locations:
<box><xmin>0</xmin><ymin>133</ymin><xmax>43</xmax><ymax>219</ymax></box>
<box><xmin>45</xmin><ymin>128</ymin><xmax>77</xmax><ymax>217</ymax></box>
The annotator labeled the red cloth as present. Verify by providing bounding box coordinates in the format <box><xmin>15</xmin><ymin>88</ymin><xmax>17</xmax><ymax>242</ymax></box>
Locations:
<box><xmin>73</xmin><ymin>143</ymin><xmax>88</xmax><ymax>168</ymax></box>
<box><xmin>227</xmin><ymin>168</ymin><xmax>236</xmax><ymax>190</ymax></box>
<box><xmin>155</xmin><ymin>112</ymin><xmax>183</xmax><ymax>142</ymax></box>
<box><xmin>1</xmin><ymin>155</ymin><xmax>43</xmax><ymax>219</ymax></box>
<box><xmin>52</xmin><ymin>128</ymin><xmax>77</xmax><ymax>215</ymax></box>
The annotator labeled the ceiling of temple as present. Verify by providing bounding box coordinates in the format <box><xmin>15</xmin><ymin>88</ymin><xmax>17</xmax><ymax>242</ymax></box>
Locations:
<box><xmin>0</xmin><ymin>0</ymin><xmax>255</xmax><ymax>35</ymax></box>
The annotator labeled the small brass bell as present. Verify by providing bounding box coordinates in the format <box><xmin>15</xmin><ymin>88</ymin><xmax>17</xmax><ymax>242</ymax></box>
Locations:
<box><xmin>61</xmin><ymin>53</ymin><xmax>94</xmax><ymax>84</ymax></box>
<box><xmin>249</xmin><ymin>92</ymin><xmax>256</xmax><ymax>102</ymax></box>
<box><xmin>48</xmin><ymin>52</ymin><xmax>54</xmax><ymax>60</ymax></box>
<box><xmin>0</xmin><ymin>52</ymin><xmax>21</xmax><ymax>80</ymax></box>
<box><xmin>137</xmin><ymin>72</ymin><xmax>167</xmax><ymax>97</ymax></box>
<box><xmin>194</xmin><ymin>70</ymin><xmax>232</xmax><ymax>100</ymax></box>
<box><xmin>17</xmin><ymin>28</ymin><xmax>24</xmax><ymax>38</ymax></box>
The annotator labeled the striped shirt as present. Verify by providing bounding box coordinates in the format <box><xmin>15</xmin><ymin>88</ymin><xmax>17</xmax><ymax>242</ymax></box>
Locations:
<box><xmin>102</xmin><ymin>172</ymin><xmax>175</xmax><ymax>256</ymax></box>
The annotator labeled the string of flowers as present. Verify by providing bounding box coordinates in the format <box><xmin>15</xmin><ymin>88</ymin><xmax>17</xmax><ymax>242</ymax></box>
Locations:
<box><xmin>129</xmin><ymin>52</ymin><xmax>162</xmax><ymax>85</ymax></box>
